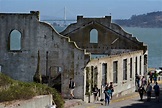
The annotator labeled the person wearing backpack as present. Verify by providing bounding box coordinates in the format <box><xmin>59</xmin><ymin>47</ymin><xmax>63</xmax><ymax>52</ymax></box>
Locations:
<box><xmin>104</xmin><ymin>86</ymin><xmax>111</xmax><ymax>106</ymax></box>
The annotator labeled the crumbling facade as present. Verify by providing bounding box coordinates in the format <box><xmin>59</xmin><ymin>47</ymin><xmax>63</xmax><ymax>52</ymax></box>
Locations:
<box><xmin>61</xmin><ymin>16</ymin><xmax>148</xmax><ymax>102</ymax></box>
<box><xmin>0</xmin><ymin>11</ymin><xmax>89</xmax><ymax>99</ymax></box>
<box><xmin>0</xmin><ymin>11</ymin><xmax>147</xmax><ymax>102</ymax></box>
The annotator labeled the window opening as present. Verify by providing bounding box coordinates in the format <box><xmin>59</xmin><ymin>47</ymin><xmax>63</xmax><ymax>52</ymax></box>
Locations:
<box><xmin>139</xmin><ymin>56</ymin><xmax>142</xmax><ymax>75</ymax></box>
<box><xmin>102</xmin><ymin>63</ymin><xmax>107</xmax><ymax>85</ymax></box>
<box><xmin>113</xmin><ymin>61</ymin><xmax>118</xmax><ymax>83</ymax></box>
<box><xmin>123</xmin><ymin>59</ymin><xmax>127</xmax><ymax>80</ymax></box>
<box><xmin>94</xmin><ymin>67</ymin><xmax>98</xmax><ymax>86</ymax></box>
<box><xmin>130</xmin><ymin>58</ymin><xmax>132</xmax><ymax>78</ymax></box>
<box><xmin>10</xmin><ymin>30</ymin><xmax>21</xmax><ymax>50</ymax></box>
<box><xmin>49</xmin><ymin>66</ymin><xmax>62</xmax><ymax>78</ymax></box>
<box><xmin>91</xmin><ymin>66</ymin><xmax>94</xmax><ymax>91</ymax></box>
<box><xmin>135</xmin><ymin>57</ymin><xmax>138</xmax><ymax>75</ymax></box>
<box><xmin>90</xmin><ymin>29</ymin><xmax>98</xmax><ymax>43</ymax></box>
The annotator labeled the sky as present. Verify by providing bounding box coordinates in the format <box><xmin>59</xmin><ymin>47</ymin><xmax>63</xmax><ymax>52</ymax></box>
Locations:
<box><xmin>0</xmin><ymin>0</ymin><xmax>162</xmax><ymax>20</ymax></box>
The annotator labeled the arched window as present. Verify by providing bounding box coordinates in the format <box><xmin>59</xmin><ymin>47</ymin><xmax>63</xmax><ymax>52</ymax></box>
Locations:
<box><xmin>90</xmin><ymin>29</ymin><xmax>98</xmax><ymax>43</ymax></box>
<box><xmin>10</xmin><ymin>30</ymin><xmax>21</xmax><ymax>51</ymax></box>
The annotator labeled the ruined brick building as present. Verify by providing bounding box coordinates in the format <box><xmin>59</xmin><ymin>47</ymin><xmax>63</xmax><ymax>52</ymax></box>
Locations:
<box><xmin>0</xmin><ymin>11</ymin><xmax>147</xmax><ymax>102</ymax></box>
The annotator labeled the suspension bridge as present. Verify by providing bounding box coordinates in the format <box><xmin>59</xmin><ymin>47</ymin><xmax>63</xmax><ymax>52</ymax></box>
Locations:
<box><xmin>41</xmin><ymin>7</ymin><xmax>77</xmax><ymax>26</ymax></box>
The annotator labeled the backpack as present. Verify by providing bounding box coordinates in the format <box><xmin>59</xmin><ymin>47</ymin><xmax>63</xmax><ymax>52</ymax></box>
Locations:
<box><xmin>105</xmin><ymin>89</ymin><xmax>111</xmax><ymax>97</ymax></box>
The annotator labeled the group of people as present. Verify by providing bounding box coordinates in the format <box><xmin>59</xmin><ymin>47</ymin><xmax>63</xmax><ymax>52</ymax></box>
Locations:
<box><xmin>104</xmin><ymin>82</ymin><xmax>114</xmax><ymax>106</ymax></box>
<box><xmin>136</xmin><ymin>71</ymin><xmax>160</xmax><ymax>101</ymax></box>
<box><xmin>68</xmin><ymin>77</ymin><xmax>115</xmax><ymax>105</ymax></box>
<box><xmin>136</xmin><ymin>71</ymin><xmax>159</xmax><ymax>88</ymax></box>
<box><xmin>136</xmin><ymin>70</ymin><xmax>160</xmax><ymax>102</ymax></box>
<box><xmin>68</xmin><ymin>73</ymin><xmax>160</xmax><ymax>103</ymax></box>
<box><xmin>138</xmin><ymin>81</ymin><xmax>160</xmax><ymax>102</ymax></box>
<box><xmin>149</xmin><ymin>71</ymin><xmax>159</xmax><ymax>83</ymax></box>
<box><xmin>92</xmin><ymin>82</ymin><xmax>114</xmax><ymax>106</ymax></box>
<box><xmin>136</xmin><ymin>74</ymin><xmax>147</xmax><ymax>88</ymax></box>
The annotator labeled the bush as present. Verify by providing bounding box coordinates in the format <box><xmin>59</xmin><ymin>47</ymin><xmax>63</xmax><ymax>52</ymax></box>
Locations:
<box><xmin>0</xmin><ymin>73</ymin><xmax>64</xmax><ymax>108</ymax></box>
<box><xmin>0</xmin><ymin>73</ymin><xmax>15</xmax><ymax>87</ymax></box>
<box><xmin>0</xmin><ymin>85</ymin><xmax>35</xmax><ymax>102</ymax></box>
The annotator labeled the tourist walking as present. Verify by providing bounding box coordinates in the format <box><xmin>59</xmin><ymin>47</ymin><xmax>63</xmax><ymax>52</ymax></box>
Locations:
<box><xmin>153</xmin><ymin>71</ymin><xmax>158</xmax><ymax>83</ymax></box>
<box><xmin>138</xmin><ymin>85</ymin><xmax>146</xmax><ymax>101</ymax></box>
<box><xmin>109</xmin><ymin>82</ymin><xmax>114</xmax><ymax>99</ymax></box>
<box><xmin>69</xmin><ymin>78</ymin><xmax>75</xmax><ymax>99</ymax></box>
<box><xmin>92</xmin><ymin>85</ymin><xmax>99</xmax><ymax>102</ymax></box>
<box><xmin>104</xmin><ymin>86</ymin><xmax>111</xmax><ymax>106</ymax></box>
<box><xmin>135</xmin><ymin>73</ymin><xmax>140</xmax><ymax>87</ymax></box>
<box><xmin>141</xmin><ymin>76</ymin><xmax>147</xmax><ymax>86</ymax></box>
<box><xmin>149</xmin><ymin>71</ymin><xmax>153</xmax><ymax>83</ymax></box>
<box><xmin>153</xmin><ymin>82</ymin><xmax>160</xmax><ymax>102</ymax></box>
<box><xmin>146</xmin><ymin>82</ymin><xmax>152</xmax><ymax>101</ymax></box>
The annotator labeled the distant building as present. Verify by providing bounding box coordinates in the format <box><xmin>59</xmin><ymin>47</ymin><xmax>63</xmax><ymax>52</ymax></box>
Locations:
<box><xmin>0</xmin><ymin>11</ymin><xmax>147</xmax><ymax>102</ymax></box>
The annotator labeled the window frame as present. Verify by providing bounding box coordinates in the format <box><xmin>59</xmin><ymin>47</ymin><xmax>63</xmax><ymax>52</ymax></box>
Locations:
<box><xmin>90</xmin><ymin>29</ymin><xmax>98</xmax><ymax>43</ymax></box>
<box><xmin>9</xmin><ymin>29</ymin><xmax>22</xmax><ymax>52</ymax></box>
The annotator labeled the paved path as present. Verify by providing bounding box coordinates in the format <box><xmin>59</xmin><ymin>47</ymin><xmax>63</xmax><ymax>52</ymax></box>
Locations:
<box><xmin>65</xmin><ymin>82</ymin><xmax>162</xmax><ymax>108</ymax></box>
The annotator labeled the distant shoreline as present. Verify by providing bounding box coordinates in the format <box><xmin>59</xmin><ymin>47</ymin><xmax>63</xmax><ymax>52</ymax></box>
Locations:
<box><xmin>113</xmin><ymin>11</ymin><xmax>162</xmax><ymax>28</ymax></box>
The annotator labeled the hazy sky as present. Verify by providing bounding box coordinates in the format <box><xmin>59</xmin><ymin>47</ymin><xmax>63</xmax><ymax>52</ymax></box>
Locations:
<box><xmin>0</xmin><ymin>0</ymin><xmax>162</xmax><ymax>20</ymax></box>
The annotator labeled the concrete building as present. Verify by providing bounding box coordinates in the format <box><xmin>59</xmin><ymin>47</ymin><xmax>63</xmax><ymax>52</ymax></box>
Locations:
<box><xmin>0</xmin><ymin>11</ymin><xmax>147</xmax><ymax>103</ymax></box>
<box><xmin>60</xmin><ymin>16</ymin><xmax>148</xmax><ymax>102</ymax></box>
<box><xmin>0</xmin><ymin>11</ymin><xmax>90</xmax><ymax>100</ymax></box>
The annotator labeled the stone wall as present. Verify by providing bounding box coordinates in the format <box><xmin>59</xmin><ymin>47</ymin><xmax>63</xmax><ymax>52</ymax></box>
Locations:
<box><xmin>0</xmin><ymin>12</ymin><xmax>148</xmax><ymax>102</ymax></box>
<box><xmin>60</xmin><ymin>16</ymin><xmax>147</xmax><ymax>55</ymax></box>
<box><xmin>85</xmin><ymin>50</ymin><xmax>145</xmax><ymax>102</ymax></box>
<box><xmin>0</xmin><ymin>11</ymin><xmax>90</xmax><ymax>99</ymax></box>
<box><xmin>0</xmin><ymin>95</ymin><xmax>53</xmax><ymax>108</ymax></box>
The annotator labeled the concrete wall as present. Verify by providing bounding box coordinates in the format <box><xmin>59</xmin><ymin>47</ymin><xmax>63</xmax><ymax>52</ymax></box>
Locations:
<box><xmin>60</xmin><ymin>15</ymin><xmax>147</xmax><ymax>102</ymax></box>
<box><xmin>84</xmin><ymin>50</ymin><xmax>146</xmax><ymax>102</ymax></box>
<box><xmin>60</xmin><ymin>16</ymin><xmax>147</xmax><ymax>55</ymax></box>
<box><xmin>0</xmin><ymin>11</ymin><xmax>90</xmax><ymax>99</ymax></box>
<box><xmin>0</xmin><ymin>12</ymin><xmax>148</xmax><ymax>102</ymax></box>
<box><xmin>0</xmin><ymin>95</ymin><xmax>53</xmax><ymax>108</ymax></box>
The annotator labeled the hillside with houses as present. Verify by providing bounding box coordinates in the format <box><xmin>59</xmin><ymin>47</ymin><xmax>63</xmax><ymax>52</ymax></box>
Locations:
<box><xmin>114</xmin><ymin>11</ymin><xmax>162</xmax><ymax>28</ymax></box>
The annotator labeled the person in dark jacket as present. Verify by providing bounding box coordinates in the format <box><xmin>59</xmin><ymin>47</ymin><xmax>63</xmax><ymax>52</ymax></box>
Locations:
<box><xmin>93</xmin><ymin>85</ymin><xmax>99</xmax><ymax>102</ymax></box>
<box><xmin>153</xmin><ymin>82</ymin><xmax>160</xmax><ymax>102</ymax></box>
<box><xmin>138</xmin><ymin>85</ymin><xmax>146</xmax><ymax>100</ymax></box>
<box><xmin>109</xmin><ymin>82</ymin><xmax>114</xmax><ymax>99</ymax></box>
<box><xmin>69</xmin><ymin>78</ymin><xmax>75</xmax><ymax>99</ymax></box>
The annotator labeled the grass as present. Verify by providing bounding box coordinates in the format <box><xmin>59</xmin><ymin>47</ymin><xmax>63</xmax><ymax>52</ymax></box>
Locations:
<box><xmin>0</xmin><ymin>73</ymin><xmax>64</xmax><ymax>108</ymax></box>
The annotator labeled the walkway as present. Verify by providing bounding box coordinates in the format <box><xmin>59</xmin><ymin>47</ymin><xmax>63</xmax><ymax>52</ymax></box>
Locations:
<box><xmin>65</xmin><ymin>81</ymin><xmax>162</xmax><ymax>108</ymax></box>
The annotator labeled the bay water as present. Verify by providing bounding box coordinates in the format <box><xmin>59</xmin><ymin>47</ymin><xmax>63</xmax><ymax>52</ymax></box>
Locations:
<box><xmin>123</xmin><ymin>27</ymin><xmax>162</xmax><ymax>69</ymax></box>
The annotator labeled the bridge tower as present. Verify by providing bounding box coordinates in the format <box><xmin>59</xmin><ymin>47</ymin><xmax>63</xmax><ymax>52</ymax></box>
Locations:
<box><xmin>64</xmin><ymin>6</ymin><xmax>66</xmax><ymax>26</ymax></box>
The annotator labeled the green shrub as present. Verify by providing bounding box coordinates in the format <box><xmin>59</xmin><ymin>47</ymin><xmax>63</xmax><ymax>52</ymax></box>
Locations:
<box><xmin>34</xmin><ymin>83</ymin><xmax>64</xmax><ymax>108</ymax></box>
<box><xmin>0</xmin><ymin>73</ymin><xmax>64</xmax><ymax>108</ymax></box>
<box><xmin>0</xmin><ymin>73</ymin><xmax>15</xmax><ymax>87</ymax></box>
<box><xmin>0</xmin><ymin>85</ymin><xmax>35</xmax><ymax>102</ymax></box>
